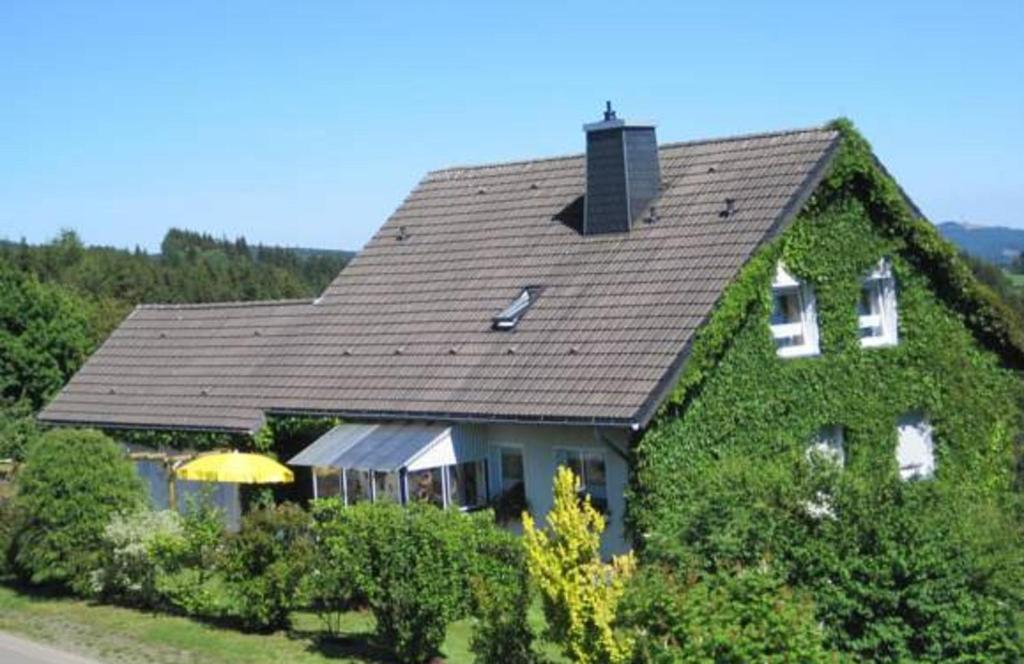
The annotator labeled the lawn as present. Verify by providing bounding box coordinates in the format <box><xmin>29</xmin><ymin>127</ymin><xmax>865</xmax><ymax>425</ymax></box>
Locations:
<box><xmin>0</xmin><ymin>584</ymin><xmax>559</xmax><ymax>663</ymax></box>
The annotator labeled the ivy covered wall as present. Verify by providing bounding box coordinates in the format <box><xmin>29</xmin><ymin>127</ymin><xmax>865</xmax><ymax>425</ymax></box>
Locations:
<box><xmin>630</xmin><ymin>121</ymin><xmax>1023</xmax><ymax>545</ymax></box>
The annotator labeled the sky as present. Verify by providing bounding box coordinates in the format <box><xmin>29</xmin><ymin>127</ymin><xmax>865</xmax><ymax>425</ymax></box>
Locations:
<box><xmin>1</xmin><ymin>1</ymin><xmax>1022</xmax><ymax>253</ymax></box>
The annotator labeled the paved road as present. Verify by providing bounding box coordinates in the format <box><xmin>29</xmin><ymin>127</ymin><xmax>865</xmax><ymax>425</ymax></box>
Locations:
<box><xmin>0</xmin><ymin>631</ymin><xmax>102</xmax><ymax>664</ymax></box>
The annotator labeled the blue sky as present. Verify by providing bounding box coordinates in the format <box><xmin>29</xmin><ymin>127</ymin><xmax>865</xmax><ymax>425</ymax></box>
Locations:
<box><xmin>1</xmin><ymin>1</ymin><xmax>1021</xmax><ymax>252</ymax></box>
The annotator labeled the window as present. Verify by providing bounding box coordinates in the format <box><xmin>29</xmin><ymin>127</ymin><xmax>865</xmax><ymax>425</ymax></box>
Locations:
<box><xmin>492</xmin><ymin>286</ymin><xmax>541</xmax><ymax>330</ymax></box>
<box><xmin>770</xmin><ymin>264</ymin><xmax>819</xmax><ymax>358</ymax></box>
<box><xmin>807</xmin><ymin>425</ymin><xmax>845</xmax><ymax>467</ymax></box>
<box><xmin>446</xmin><ymin>460</ymin><xmax>487</xmax><ymax>510</ymax></box>
<box><xmin>859</xmin><ymin>259</ymin><xmax>898</xmax><ymax>348</ymax></box>
<box><xmin>374</xmin><ymin>471</ymin><xmax>401</xmax><ymax>503</ymax></box>
<box><xmin>896</xmin><ymin>413</ymin><xmax>935</xmax><ymax>480</ymax></box>
<box><xmin>499</xmin><ymin>447</ymin><xmax>525</xmax><ymax>494</ymax></box>
<box><xmin>345</xmin><ymin>469</ymin><xmax>371</xmax><ymax>504</ymax></box>
<box><xmin>408</xmin><ymin>467</ymin><xmax>444</xmax><ymax>507</ymax></box>
<box><xmin>313</xmin><ymin>467</ymin><xmax>342</xmax><ymax>499</ymax></box>
<box><xmin>555</xmin><ymin>449</ymin><xmax>608</xmax><ymax>513</ymax></box>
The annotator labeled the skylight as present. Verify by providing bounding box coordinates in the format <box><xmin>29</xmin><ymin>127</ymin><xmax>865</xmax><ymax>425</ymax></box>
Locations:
<box><xmin>492</xmin><ymin>287</ymin><xmax>540</xmax><ymax>330</ymax></box>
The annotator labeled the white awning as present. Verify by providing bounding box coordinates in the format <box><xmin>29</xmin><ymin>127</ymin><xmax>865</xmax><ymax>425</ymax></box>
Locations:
<box><xmin>288</xmin><ymin>423</ymin><xmax>466</xmax><ymax>473</ymax></box>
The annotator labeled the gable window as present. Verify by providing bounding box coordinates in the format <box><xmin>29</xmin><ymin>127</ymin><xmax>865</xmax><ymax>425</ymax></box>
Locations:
<box><xmin>555</xmin><ymin>449</ymin><xmax>608</xmax><ymax>513</ymax></box>
<box><xmin>896</xmin><ymin>413</ymin><xmax>935</xmax><ymax>480</ymax></box>
<box><xmin>492</xmin><ymin>286</ymin><xmax>541</xmax><ymax>330</ymax></box>
<box><xmin>807</xmin><ymin>425</ymin><xmax>845</xmax><ymax>467</ymax></box>
<box><xmin>770</xmin><ymin>264</ymin><xmax>819</xmax><ymax>358</ymax></box>
<box><xmin>859</xmin><ymin>259</ymin><xmax>898</xmax><ymax>348</ymax></box>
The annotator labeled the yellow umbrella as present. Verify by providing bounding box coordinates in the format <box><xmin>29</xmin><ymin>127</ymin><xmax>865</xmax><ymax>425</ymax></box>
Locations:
<box><xmin>175</xmin><ymin>451</ymin><xmax>294</xmax><ymax>484</ymax></box>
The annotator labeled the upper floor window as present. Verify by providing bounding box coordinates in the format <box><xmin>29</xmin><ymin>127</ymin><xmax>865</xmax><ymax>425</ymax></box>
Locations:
<box><xmin>771</xmin><ymin>264</ymin><xmax>819</xmax><ymax>358</ymax></box>
<box><xmin>896</xmin><ymin>413</ymin><xmax>935</xmax><ymax>480</ymax></box>
<box><xmin>858</xmin><ymin>260</ymin><xmax>898</xmax><ymax>348</ymax></box>
<box><xmin>807</xmin><ymin>425</ymin><xmax>845</xmax><ymax>467</ymax></box>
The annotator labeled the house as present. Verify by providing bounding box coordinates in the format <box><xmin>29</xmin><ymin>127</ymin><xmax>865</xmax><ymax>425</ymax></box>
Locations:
<box><xmin>39</xmin><ymin>106</ymin><xmax>1023</xmax><ymax>555</ymax></box>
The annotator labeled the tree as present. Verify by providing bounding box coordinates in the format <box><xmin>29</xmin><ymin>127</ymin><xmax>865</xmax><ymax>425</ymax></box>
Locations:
<box><xmin>522</xmin><ymin>466</ymin><xmax>635</xmax><ymax>664</ymax></box>
<box><xmin>12</xmin><ymin>428</ymin><xmax>146</xmax><ymax>593</ymax></box>
<box><xmin>0</xmin><ymin>266</ymin><xmax>94</xmax><ymax>409</ymax></box>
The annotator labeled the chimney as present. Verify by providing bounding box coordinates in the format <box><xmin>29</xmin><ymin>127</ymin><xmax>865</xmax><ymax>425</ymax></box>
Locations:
<box><xmin>582</xmin><ymin>102</ymin><xmax>660</xmax><ymax>235</ymax></box>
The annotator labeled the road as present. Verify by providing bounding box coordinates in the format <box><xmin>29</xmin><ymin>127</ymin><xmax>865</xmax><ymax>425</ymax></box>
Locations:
<box><xmin>0</xmin><ymin>631</ymin><xmax>102</xmax><ymax>664</ymax></box>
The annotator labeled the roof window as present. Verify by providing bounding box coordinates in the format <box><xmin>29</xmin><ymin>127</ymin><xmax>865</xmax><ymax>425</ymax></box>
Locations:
<box><xmin>492</xmin><ymin>287</ymin><xmax>540</xmax><ymax>331</ymax></box>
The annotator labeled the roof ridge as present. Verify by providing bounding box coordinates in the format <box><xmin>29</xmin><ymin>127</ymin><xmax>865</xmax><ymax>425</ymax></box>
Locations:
<box><xmin>427</xmin><ymin>123</ymin><xmax>835</xmax><ymax>176</ymax></box>
<box><xmin>135</xmin><ymin>298</ymin><xmax>314</xmax><ymax>311</ymax></box>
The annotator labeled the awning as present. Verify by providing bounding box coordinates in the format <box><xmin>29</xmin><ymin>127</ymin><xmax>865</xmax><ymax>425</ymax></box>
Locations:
<box><xmin>288</xmin><ymin>423</ymin><xmax>462</xmax><ymax>473</ymax></box>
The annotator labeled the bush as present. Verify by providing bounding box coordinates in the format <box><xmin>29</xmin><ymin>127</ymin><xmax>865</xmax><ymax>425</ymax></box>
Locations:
<box><xmin>221</xmin><ymin>502</ymin><xmax>313</xmax><ymax>632</ymax></box>
<box><xmin>312</xmin><ymin>499</ymin><xmax>527</xmax><ymax>664</ymax></box>
<box><xmin>469</xmin><ymin>560</ymin><xmax>537</xmax><ymax>664</ymax></box>
<box><xmin>642</xmin><ymin>451</ymin><xmax>1024</xmax><ymax>662</ymax></box>
<box><xmin>152</xmin><ymin>493</ymin><xmax>229</xmax><ymax>618</ymax></box>
<box><xmin>619</xmin><ymin>565</ymin><xmax>835</xmax><ymax>663</ymax></box>
<box><xmin>523</xmin><ymin>466</ymin><xmax>635</xmax><ymax>664</ymax></box>
<box><xmin>12</xmin><ymin>428</ymin><xmax>145</xmax><ymax>593</ymax></box>
<box><xmin>92</xmin><ymin>509</ymin><xmax>183</xmax><ymax>607</ymax></box>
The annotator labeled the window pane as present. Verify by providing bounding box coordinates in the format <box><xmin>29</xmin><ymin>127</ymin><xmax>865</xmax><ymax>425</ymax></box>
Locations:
<box><xmin>501</xmin><ymin>449</ymin><xmax>524</xmax><ymax>493</ymax></box>
<box><xmin>314</xmin><ymin>467</ymin><xmax>342</xmax><ymax>499</ymax></box>
<box><xmin>448</xmin><ymin>461</ymin><xmax>485</xmax><ymax>509</ymax></box>
<box><xmin>408</xmin><ymin>468</ymin><xmax>443</xmax><ymax>507</ymax></box>
<box><xmin>345</xmin><ymin>469</ymin><xmax>371</xmax><ymax>504</ymax></box>
<box><xmin>771</xmin><ymin>289</ymin><xmax>802</xmax><ymax>325</ymax></box>
<box><xmin>807</xmin><ymin>426</ymin><xmax>845</xmax><ymax>466</ymax></box>
<box><xmin>374</xmin><ymin>471</ymin><xmax>401</xmax><ymax>503</ymax></box>
<box><xmin>557</xmin><ymin>448</ymin><xmax>581</xmax><ymax>479</ymax></box>
<box><xmin>582</xmin><ymin>454</ymin><xmax>607</xmax><ymax>501</ymax></box>
<box><xmin>897</xmin><ymin>415</ymin><xmax>935</xmax><ymax>480</ymax></box>
<box><xmin>858</xmin><ymin>281</ymin><xmax>884</xmax><ymax>338</ymax></box>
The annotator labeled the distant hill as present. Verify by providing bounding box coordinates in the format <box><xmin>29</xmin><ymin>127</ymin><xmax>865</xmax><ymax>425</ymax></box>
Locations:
<box><xmin>936</xmin><ymin>222</ymin><xmax>1024</xmax><ymax>265</ymax></box>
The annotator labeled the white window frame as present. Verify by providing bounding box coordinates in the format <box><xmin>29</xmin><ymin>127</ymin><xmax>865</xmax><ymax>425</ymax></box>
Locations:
<box><xmin>806</xmin><ymin>425</ymin><xmax>845</xmax><ymax>467</ymax></box>
<box><xmin>896</xmin><ymin>413</ymin><xmax>935</xmax><ymax>481</ymax></box>
<box><xmin>445</xmin><ymin>459</ymin><xmax>488</xmax><ymax>512</ymax></box>
<box><xmin>771</xmin><ymin>264</ymin><xmax>820</xmax><ymax>358</ymax></box>
<box><xmin>859</xmin><ymin>259</ymin><xmax>899</xmax><ymax>348</ymax></box>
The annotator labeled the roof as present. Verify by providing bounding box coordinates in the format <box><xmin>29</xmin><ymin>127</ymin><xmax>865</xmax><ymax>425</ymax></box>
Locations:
<box><xmin>288</xmin><ymin>423</ymin><xmax>453</xmax><ymax>472</ymax></box>
<box><xmin>39</xmin><ymin>126</ymin><xmax>841</xmax><ymax>433</ymax></box>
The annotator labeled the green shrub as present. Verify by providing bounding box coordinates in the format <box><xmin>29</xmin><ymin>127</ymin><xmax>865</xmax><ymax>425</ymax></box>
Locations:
<box><xmin>619</xmin><ymin>565</ymin><xmax>835</xmax><ymax>663</ymax></box>
<box><xmin>151</xmin><ymin>493</ymin><xmax>230</xmax><ymax>619</ymax></box>
<box><xmin>221</xmin><ymin>502</ymin><xmax>313</xmax><ymax>632</ymax></box>
<box><xmin>469</xmin><ymin>561</ymin><xmax>537</xmax><ymax>664</ymax></box>
<box><xmin>12</xmin><ymin>428</ymin><xmax>145</xmax><ymax>593</ymax></box>
<box><xmin>642</xmin><ymin>450</ymin><xmax>1024</xmax><ymax>662</ymax></box>
<box><xmin>312</xmin><ymin>499</ymin><xmax>526</xmax><ymax>664</ymax></box>
<box><xmin>92</xmin><ymin>509</ymin><xmax>183</xmax><ymax>607</ymax></box>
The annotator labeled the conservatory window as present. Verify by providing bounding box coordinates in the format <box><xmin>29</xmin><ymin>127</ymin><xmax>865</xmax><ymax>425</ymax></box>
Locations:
<box><xmin>807</xmin><ymin>425</ymin><xmax>845</xmax><ymax>467</ymax></box>
<box><xmin>313</xmin><ymin>467</ymin><xmax>342</xmax><ymax>499</ymax></box>
<box><xmin>344</xmin><ymin>469</ymin><xmax>372</xmax><ymax>504</ymax></box>
<box><xmin>859</xmin><ymin>259</ymin><xmax>898</xmax><ymax>348</ymax></box>
<box><xmin>555</xmin><ymin>449</ymin><xmax>608</xmax><ymax>513</ymax></box>
<box><xmin>408</xmin><ymin>467</ymin><xmax>444</xmax><ymax>507</ymax></box>
<box><xmin>770</xmin><ymin>264</ymin><xmax>819</xmax><ymax>358</ymax></box>
<box><xmin>896</xmin><ymin>413</ymin><xmax>935</xmax><ymax>480</ymax></box>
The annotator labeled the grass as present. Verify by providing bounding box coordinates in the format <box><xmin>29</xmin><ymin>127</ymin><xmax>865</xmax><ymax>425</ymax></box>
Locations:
<box><xmin>0</xmin><ymin>584</ymin><xmax>561</xmax><ymax>663</ymax></box>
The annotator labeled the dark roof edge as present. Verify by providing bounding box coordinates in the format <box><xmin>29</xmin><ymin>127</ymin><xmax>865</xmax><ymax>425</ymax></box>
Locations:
<box><xmin>136</xmin><ymin>298</ymin><xmax>314</xmax><ymax>311</ymax></box>
<box><xmin>34</xmin><ymin>415</ymin><xmax>262</xmax><ymax>436</ymax></box>
<box><xmin>428</xmin><ymin>124</ymin><xmax>836</xmax><ymax>176</ymax></box>
<box><xmin>266</xmin><ymin>407</ymin><xmax>636</xmax><ymax>429</ymax></box>
<box><xmin>632</xmin><ymin>132</ymin><xmax>844</xmax><ymax>430</ymax></box>
<box><xmin>35</xmin><ymin>406</ymin><xmax>636</xmax><ymax>435</ymax></box>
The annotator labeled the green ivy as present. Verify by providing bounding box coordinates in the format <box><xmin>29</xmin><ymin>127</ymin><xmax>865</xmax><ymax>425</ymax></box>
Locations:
<box><xmin>631</xmin><ymin>119</ymin><xmax>1023</xmax><ymax>541</ymax></box>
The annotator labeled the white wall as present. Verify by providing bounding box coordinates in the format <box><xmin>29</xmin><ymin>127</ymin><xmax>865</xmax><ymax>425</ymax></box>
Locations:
<box><xmin>479</xmin><ymin>423</ymin><xmax>632</xmax><ymax>557</ymax></box>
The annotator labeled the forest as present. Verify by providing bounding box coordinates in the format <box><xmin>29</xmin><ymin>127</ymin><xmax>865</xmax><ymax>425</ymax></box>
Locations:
<box><xmin>0</xmin><ymin>228</ymin><xmax>350</xmax><ymax>460</ymax></box>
